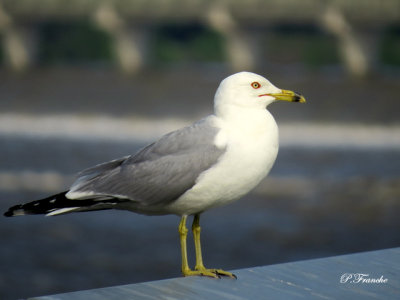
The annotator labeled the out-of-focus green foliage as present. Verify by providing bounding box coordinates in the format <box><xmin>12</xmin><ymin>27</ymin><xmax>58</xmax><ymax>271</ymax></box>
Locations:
<box><xmin>0</xmin><ymin>35</ymin><xmax>3</xmax><ymax>62</ymax></box>
<box><xmin>152</xmin><ymin>23</ymin><xmax>225</xmax><ymax>63</ymax></box>
<box><xmin>0</xmin><ymin>21</ymin><xmax>399</xmax><ymax>68</ymax></box>
<box><xmin>381</xmin><ymin>25</ymin><xmax>400</xmax><ymax>66</ymax></box>
<box><xmin>267</xmin><ymin>24</ymin><xmax>339</xmax><ymax>67</ymax></box>
<box><xmin>38</xmin><ymin>20</ymin><xmax>113</xmax><ymax>64</ymax></box>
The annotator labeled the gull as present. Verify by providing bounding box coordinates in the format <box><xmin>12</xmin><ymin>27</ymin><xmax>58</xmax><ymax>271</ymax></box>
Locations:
<box><xmin>4</xmin><ymin>72</ymin><xmax>305</xmax><ymax>278</ymax></box>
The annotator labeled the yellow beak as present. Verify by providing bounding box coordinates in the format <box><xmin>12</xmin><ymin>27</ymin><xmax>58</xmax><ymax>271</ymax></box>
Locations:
<box><xmin>270</xmin><ymin>89</ymin><xmax>306</xmax><ymax>103</ymax></box>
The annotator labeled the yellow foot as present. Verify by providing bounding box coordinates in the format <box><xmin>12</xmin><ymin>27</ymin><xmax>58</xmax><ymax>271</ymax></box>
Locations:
<box><xmin>182</xmin><ymin>267</ymin><xmax>237</xmax><ymax>279</ymax></box>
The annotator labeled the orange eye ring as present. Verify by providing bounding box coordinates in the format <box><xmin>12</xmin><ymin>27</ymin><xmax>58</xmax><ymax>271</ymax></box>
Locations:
<box><xmin>251</xmin><ymin>82</ymin><xmax>261</xmax><ymax>89</ymax></box>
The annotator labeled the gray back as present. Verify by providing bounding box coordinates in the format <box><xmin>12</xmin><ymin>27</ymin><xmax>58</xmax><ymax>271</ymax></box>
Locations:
<box><xmin>69</xmin><ymin>117</ymin><xmax>226</xmax><ymax>206</ymax></box>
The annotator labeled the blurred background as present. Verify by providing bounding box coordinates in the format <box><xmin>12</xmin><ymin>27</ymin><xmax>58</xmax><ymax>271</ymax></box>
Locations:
<box><xmin>0</xmin><ymin>0</ymin><xmax>399</xmax><ymax>299</ymax></box>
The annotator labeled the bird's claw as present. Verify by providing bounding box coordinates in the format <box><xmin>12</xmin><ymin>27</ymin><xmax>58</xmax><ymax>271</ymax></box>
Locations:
<box><xmin>208</xmin><ymin>268</ymin><xmax>237</xmax><ymax>279</ymax></box>
<box><xmin>182</xmin><ymin>267</ymin><xmax>236</xmax><ymax>279</ymax></box>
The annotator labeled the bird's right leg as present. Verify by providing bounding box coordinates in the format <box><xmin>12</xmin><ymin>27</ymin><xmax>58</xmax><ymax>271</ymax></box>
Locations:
<box><xmin>178</xmin><ymin>215</ymin><xmax>235</xmax><ymax>278</ymax></box>
<box><xmin>179</xmin><ymin>215</ymin><xmax>218</xmax><ymax>277</ymax></box>
<box><xmin>179</xmin><ymin>215</ymin><xmax>192</xmax><ymax>275</ymax></box>
<box><xmin>192</xmin><ymin>214</ymin><xmax>236</xmax><ymax>278</ymax></box>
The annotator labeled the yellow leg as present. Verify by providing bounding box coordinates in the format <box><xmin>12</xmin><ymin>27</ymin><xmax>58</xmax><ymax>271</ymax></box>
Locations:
<box><xmin>192</xmin><ymin>214</ymin><xmax>206</xmax><ymax>271</ymax></box>
<box><xmin>192</xmin><ymin>214</ymin><xmax>236</xmax><ymax>278</ymax></box>
<box><xmin>179</xmin><ymin>215</ymin><xmax>191</xmax><ymax>275</ymax></box>
<box><xmin>178</xmin><ymin>214</ymin><xmax>236</xmax><ymax>279</ymax></box>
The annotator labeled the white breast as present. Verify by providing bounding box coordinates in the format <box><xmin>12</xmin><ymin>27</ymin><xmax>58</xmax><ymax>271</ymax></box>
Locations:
<box><xmin>167</xmin><ymin>109</ymin><xmax>279</xmax><ymax>216</ymax></box>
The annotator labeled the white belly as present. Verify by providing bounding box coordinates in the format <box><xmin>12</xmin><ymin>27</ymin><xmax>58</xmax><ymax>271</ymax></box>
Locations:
<box><xmin>167</xmin><ymin>111</ymin><xmax>279</xmax><ymax>216</ymax></box>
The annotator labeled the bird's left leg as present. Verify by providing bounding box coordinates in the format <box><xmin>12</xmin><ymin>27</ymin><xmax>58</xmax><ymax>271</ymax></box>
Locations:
<box><xmin>192</xmin><ymin>214</ymin><xmax>236</xmax><ymax>278</ymax></box>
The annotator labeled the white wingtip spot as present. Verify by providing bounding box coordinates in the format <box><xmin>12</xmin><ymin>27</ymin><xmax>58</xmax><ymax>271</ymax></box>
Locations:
<box><xmin>65</xmin><ymin>190</ymin><xmax>95</xmax><ymax>200</ymax></box>
<box><xmin>10</xmin><ymin>209</ymin><xmax>26</xmax><ymax>216</ymax></box>
<box><xmin>46</xmin><ymin>207</ymin><xmax>79</xmax><ymax>216</ymax></box>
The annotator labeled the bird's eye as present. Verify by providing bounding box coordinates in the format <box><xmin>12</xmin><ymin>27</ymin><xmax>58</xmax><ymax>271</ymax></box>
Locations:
<box><xmin>251</xmin><ymin>82</ymin><xmax>261</xmax><ymax>89</ymax></box>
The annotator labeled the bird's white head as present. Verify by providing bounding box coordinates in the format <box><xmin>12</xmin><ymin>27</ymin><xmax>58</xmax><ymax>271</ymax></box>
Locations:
<box><xmin>214</xmin><ymin>71</ymin><xmax>305</xmax><ymax>117</ymax></box>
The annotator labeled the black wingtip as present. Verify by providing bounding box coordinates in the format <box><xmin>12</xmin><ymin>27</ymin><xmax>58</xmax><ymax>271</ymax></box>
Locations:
<box><xmin>4</xmin><ymin>190</ymin><xmax>123</xmax><ymax>217</ymax></box>
<box><xmin>4</xmin><ymin>204</ymin><xmax>23</xmax><ymax>217</ymax></box>
<box><xmin>4</xmin><ymin>210</ymin><xmax>13</xmax><ymax>217</ymax></box>
<box><xmin>3</xmin><ymin>191</ymin><xmax>69</xmax><ymax>217</ymax></box>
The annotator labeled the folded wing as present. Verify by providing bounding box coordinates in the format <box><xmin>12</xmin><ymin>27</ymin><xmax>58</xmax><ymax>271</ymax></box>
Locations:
<box><xmin>67</xmin><ymin>117</ymin><xmax>226</xmax><ymax>207</ymax></box>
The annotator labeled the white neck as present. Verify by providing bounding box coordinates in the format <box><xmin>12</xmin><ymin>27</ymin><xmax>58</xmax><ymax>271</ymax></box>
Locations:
<box><xmin>216</xmin><ymin>105</ymin><xmax>276</xmax><ymax>133</ymax></box>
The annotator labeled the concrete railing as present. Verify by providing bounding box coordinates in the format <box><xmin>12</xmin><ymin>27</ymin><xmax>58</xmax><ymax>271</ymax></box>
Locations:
<box><xmin>30</xmin><ymin>247</ymin><xmax>399</xmax><ymax>300</ymax></box>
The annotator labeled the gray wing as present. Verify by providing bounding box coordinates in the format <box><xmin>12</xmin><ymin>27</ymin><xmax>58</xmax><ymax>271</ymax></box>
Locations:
<box><xmin>68</xmin><ymin>116</ymin><xmax>225</xmax><ymax>206</ymax></box>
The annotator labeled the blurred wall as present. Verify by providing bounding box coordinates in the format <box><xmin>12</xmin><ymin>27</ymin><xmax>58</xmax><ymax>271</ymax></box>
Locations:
<box><xmin>0</xmin><ymin>0</ymin><xmax>399</xmax><ymax>76</ymax></box>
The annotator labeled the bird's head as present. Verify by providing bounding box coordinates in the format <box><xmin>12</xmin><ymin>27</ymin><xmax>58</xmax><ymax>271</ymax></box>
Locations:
<box><xmin>214</xmin><ymin>72</ymin><xmax>305</xmax><ymax>115</ymax></box>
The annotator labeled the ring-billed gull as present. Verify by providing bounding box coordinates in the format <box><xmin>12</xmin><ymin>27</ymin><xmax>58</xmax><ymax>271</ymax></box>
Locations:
<box><xmin>4</xmin><ymin>71</ymin><xmax>305</xmax><ymax>278</ymax></box>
